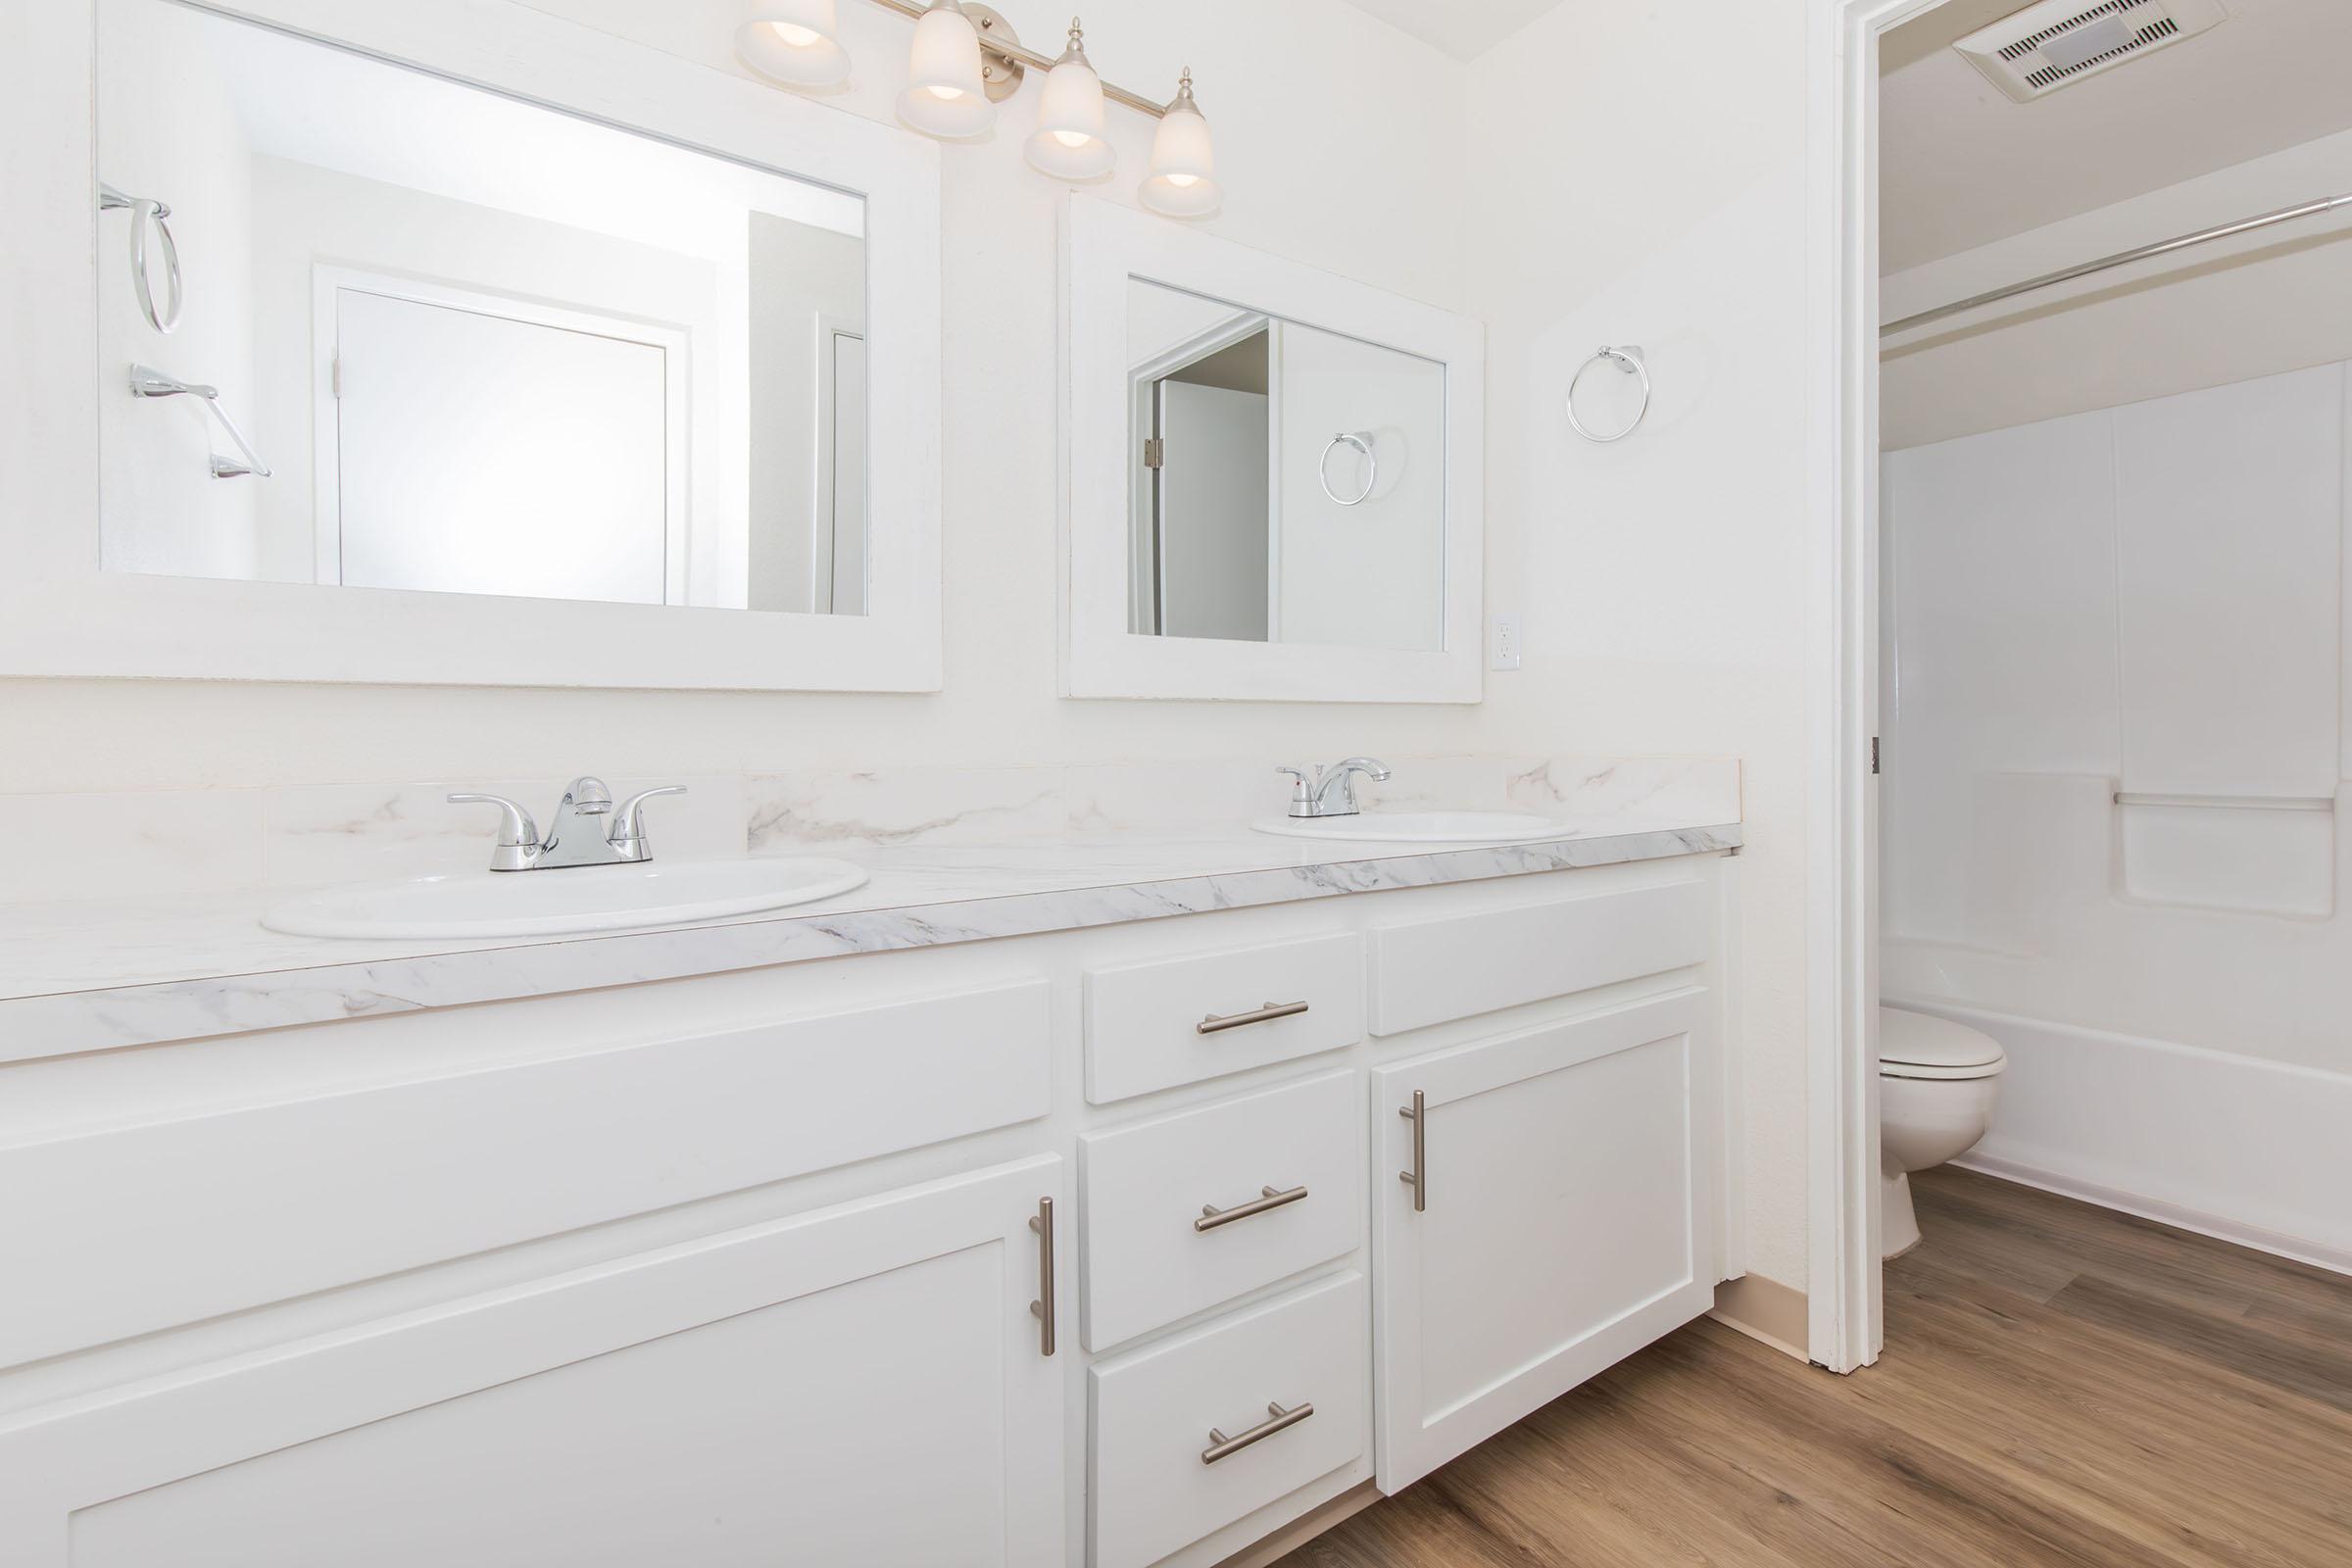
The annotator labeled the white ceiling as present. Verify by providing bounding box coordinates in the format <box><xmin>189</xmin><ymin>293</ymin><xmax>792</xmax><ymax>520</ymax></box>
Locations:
<box><xmin>1340</xmin><ymin>0</ymin><xmax>1565</xmax><ymax>62</ymax></box>
<box><xmin>1881</xmin><ymin>0</ymin><xmax>2352</xmax><ymax>270</ymax></box>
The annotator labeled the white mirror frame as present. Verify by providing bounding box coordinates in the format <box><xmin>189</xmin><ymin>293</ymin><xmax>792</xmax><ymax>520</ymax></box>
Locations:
<box><xmin>1060</xmin><ymin>198</ymin><xmax>1485</xmax><ymax>704</ymax></box>
<box><xmin>0</xmin><ymin>0</ymin><xmax>943</xmax><ymax>691</ymax></box>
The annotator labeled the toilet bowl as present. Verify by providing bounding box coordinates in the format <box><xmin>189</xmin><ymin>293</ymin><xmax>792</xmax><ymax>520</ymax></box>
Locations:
<box><xmin>1879</xmin><ymin>1005</ymin><xmax>2005</xmax><ymax>1258</ymax></box>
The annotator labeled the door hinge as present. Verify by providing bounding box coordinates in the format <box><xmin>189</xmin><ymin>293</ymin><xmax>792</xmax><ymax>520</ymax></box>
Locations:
<box><xmin>1142</xmin><ymin>437</ymin><xmax>1164</xmax><ymax>469</ymax></box>
<box><xmin>331</xmin><ymin>357</ymin><xmax>342</xmax><ymax>400</ymax></box>
<box><xmin>1870</xmin><ymin>736</ymin><xmax>1881</xmax><ymax>775</ymax></box>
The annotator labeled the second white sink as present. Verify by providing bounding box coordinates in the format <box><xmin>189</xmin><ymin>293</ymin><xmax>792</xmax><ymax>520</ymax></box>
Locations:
<box><xmin>261</xmin><ymin>857</ymin><xmax>871</xmax><ymax>940</ymax></box>
<box><xmin>1250</xmin><ymin>810</ymin><xmax>1577</xmax><ymax>845</ymax></box>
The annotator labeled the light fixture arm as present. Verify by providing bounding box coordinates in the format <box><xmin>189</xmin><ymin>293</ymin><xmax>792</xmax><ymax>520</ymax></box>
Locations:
<box><xmin>858</xmin><ymin>0</ymin><xmax>1172</xmax><ymax>115</ymax></box>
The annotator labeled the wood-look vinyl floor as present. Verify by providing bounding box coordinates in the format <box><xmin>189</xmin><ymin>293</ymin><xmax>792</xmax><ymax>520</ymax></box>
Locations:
<box><xmin>1280</xmin><ymin>1166</ymin><xmax>2352</xmax><ymax>1567</ymax></box>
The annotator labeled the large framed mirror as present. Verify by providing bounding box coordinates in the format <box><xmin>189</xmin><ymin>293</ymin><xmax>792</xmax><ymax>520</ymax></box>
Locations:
<box><xmin>0</xmin><ymin>0</ymin><xmax>942</xmax><ymax>689</ymax></box>
<box><xmin>1062</xmin><ymin>199</ymin><xmax>1484</xmax><ymax>703</ymax></box>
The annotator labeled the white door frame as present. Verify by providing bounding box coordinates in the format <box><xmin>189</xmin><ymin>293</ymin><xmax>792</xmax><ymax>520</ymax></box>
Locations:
<box><xmin>1804</xmin><ymin>0</ymin><xmax>1955</xmax><ymax>1374</ymax></box>
<box><xmin>811</xmin><ymin>312</ymin><xmax>865</xmax><ymax>614</ymax></box>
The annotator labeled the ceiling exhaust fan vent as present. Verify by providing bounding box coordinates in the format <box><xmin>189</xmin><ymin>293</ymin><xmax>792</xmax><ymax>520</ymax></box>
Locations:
<box><xmin>1954</xmin><ymin>0</ymin><xmax>2226</xmax><ymax>102</ymax></box>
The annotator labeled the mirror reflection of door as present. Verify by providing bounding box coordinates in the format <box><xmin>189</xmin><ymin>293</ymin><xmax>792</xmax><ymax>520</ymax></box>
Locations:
<box><xmin>1152</xmin><ymin>329</ymin><xmax>1272</xmax><ymax>640</ymax></box>
<box><xmin>324</xmin><ymin>281</ymin><xmax>680</xmax><ymax>604</ymax></box>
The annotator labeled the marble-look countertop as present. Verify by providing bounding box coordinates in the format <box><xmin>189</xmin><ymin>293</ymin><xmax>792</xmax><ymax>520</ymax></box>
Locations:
<box><xmin>0</xmin><ymin>817</ymin><xmax>1741</xmax><ymax>1059</ymax></box>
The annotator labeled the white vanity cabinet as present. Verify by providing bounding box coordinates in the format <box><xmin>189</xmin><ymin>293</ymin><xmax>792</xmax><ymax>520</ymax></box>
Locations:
<box><xmin>1369</xmin><ymin>991</ymin><xmax>1722</xmax><ymax>1490</ymax></box>
<box><xmin>0</xmin><ymin>851</ymin><xmax>1738</xmax><ymax>1568</ymax></box>
<box><xmin>0</xmin><ymin>1156</ymin><xmax>1067</xmax><ymax>1566</ymax></box>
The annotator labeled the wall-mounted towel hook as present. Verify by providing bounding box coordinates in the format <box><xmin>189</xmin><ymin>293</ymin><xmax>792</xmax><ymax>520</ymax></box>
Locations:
<box><xmin>1566</xmin><ymin>344</ymin><xmax>1649</xmax><ymax>443</ymax></box>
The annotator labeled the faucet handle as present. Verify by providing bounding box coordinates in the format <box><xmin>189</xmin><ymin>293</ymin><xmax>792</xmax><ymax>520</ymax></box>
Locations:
<box><xmin>609</xmin><ymin>785</ymin><xmax>687</xmax><ymax>853</ymax></box>
<box><xmin>447</xmin><ymin>792</ymin><xmax>541</xmax><ymax>848</ymax></box>
<box><xmin>1275</xmin><ymin>766</ymin><xmax>1314</xmax><ymax>817</ymax></box>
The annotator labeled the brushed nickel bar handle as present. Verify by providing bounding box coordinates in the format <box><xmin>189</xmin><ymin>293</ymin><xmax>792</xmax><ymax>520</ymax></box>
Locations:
<box><xmin>1398</xmin><ymin>1090</ymin><xmax>1426</xmax><ymax>1212</ymax></box>
<box><xmin>1195</xmin><ymin>1184</ymin><xmax>1308</xmax><ymax>1233</ymax></box>
<box><xmin>1202</xmin><ymin>1400</ymin><xmax>1315</xmax><ymax>1465</ymax></box>
<box><xmin>1198</xmin><ymin>1000</ymin><xmax>1310</xmax><ymax>1035</ymax></box>
<box><xmin>1028</xmin><ymin>1197</ymin><xmax>1055</xmax><ymax>1357</ymax></box>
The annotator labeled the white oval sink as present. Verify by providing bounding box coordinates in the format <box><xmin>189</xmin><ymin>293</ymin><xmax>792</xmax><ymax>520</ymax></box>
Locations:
<box><xmin>1250</xmin><ymin>811</ymin><xmax>1577</xmax><ymax>844</ymax></box>
<box><xmin>261</xmin><ymin>858</ymin><xmax>871</xmax><ymax>940</ymax></box>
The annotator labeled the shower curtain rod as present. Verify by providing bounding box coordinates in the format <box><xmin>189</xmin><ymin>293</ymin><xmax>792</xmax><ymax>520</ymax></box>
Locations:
<box><xmin>1883</xmin><ymin>190</ymin><xmax>2352</xmax><ymax>337</ymax></box>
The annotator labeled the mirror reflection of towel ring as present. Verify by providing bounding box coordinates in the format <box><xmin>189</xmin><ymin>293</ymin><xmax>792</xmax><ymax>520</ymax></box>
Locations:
<box><xmin>1566</xmin><ymin>344</ymin><xmax>1648</xmax><ymax>443</ymax></box>
<box><xmin>99</xmin><ymin>182</ymin><xmax>182</xmax><ymax>334</ymax></box>
<box><xmin>1318</xmin><ymin>431</ymin><xmax>1377</xmax><ymax>506</ymax></box>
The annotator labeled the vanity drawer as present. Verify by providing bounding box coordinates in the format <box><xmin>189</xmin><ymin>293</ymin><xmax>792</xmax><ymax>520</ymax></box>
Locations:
<box><xmin>1091</xmin><ymin>1271</ymin><xmax>1369</xmax><ymax>1568</ymax></box>
<box><xmin>1367</xmin><ymin>877</ymin><xmax>1712</xmax><ymax>1034</ymax></box>
<box><xmin>0</xmin><ymin>981</ymin><xmax>1051</xmax><ymax>1369</ymax></box>
<box><xmin>1080</xmin><ymin>1070</ymin><xmax>1359</xmax><ymax>1351</ymax></box>
<box><xmin>1084</xmin><ymin>932</ymin><xmax>1363</xmax><ymax>1103</ymax></box>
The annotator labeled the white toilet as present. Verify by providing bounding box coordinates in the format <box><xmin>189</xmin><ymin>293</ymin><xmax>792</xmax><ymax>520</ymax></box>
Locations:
<box><xmin>1879</xmin><ymin>1005</ymin><xmax>2006</xmax><ymax>1257</ymax></box>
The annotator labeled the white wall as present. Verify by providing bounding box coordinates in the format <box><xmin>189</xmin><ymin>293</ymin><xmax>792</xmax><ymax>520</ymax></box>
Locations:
<box><xmin>1276</xmin><ymin>325</ymin><xmax>1446</xmax><ymax>652</ymax></box>
<box><xmin>1464</xmin><ymin>5</ymin><xmax>1816</xmax><ymax>1293</ymax></box>
<box><xmin>1883</xmin><ymin>361</ymin><xmax>2352</xmax><ymax>1265</ymax></box>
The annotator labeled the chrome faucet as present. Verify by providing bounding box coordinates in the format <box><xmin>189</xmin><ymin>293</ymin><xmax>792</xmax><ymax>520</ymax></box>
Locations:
<box><xmin>1276</xmin><ymin>757</ymin><xmax>1393</xmax><ymax>819</ymax></box>
<box><xmin>448</xmin><ymin>776</ymin><xmax>686</xmax><ymax>871</ymax></box>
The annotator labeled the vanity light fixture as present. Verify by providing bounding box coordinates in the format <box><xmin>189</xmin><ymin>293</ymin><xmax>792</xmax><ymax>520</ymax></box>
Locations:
<box><xmin>1023</xmin><ymin>18</ymin><xmax>1113</xmax><ymax>181</ymax></box>
<box><xmin>896</xmin><ymin>0</ymin><xmax>996</xmax><ymax>139</ymax></box>
<box><xmin>1139</xmin><ymin>69</ymin><xmax>1219</xmax><ymax>218</ymax></box>
<box><xmin>735</xmin><ymin>0</ymin><xmax>851</xmax><ymax>86</ymax></box>
<box><xmin>753</xmin><ymin>1</ymin><xmax>1223</xmax><ymax>218</ymax></box>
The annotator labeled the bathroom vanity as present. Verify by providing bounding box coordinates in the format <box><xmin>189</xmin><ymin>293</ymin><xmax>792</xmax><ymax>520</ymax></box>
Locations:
<box><xmin>0</xmin><ymin>815</ymin><xmax>1740</xmax><ymax>1567</ymax></box>
<box><xmin>0</xmin><ymin>0</ymin><xmax>1754</xmax><ymax>1558</ymax></box>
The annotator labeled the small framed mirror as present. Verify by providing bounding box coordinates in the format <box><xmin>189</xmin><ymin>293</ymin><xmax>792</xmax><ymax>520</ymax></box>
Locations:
<box><xmin>0</xmin><ymin>0</ymin><xmax>942</xmax><ymax>690</ymax></box>
<box><xmin>1063</xmin><ymin>200</ymin><xmax>1484</xmax><ymax>703</ymax></box>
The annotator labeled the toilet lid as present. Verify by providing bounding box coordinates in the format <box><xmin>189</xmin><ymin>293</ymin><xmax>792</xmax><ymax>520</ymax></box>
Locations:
<box><xmin>1879</xmin><ymin>1006</ymin><xmax>2006</xmax><ymax>1072</ymax></box>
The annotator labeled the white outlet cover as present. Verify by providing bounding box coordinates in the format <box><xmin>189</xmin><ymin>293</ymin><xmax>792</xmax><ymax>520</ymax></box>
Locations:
<box><xmin>1490</xmin><ymin>612</ymin><xmax>1522</xmax><ymax>671</ymax></box>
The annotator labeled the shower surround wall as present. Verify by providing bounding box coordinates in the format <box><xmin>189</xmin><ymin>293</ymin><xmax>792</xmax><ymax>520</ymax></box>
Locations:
<box><xmin>1882</xmin><ymin>359</ymin><xmax>2352</xmax><ymax>1270</ymax></box>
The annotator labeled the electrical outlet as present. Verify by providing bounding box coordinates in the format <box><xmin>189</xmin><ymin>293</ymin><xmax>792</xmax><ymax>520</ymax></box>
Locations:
<box><xmin>1490</xmin><ymin>612</ymin><xmax>1522</xmax><ymax>671</ymax></box>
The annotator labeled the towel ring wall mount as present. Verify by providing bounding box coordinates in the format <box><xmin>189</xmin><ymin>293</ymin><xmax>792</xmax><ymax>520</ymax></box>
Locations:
<box><xmin>1318</xmin><ymin>430</ymin><xmax>1378</xmax><ymax>507</ymax></box>
<box><xmin>1566</xmin><ymin>344</ymin><xmax>1649</xmax><ymax>443</ymax></box>
<box><xmin>98</xmin><ymin>182</ymin><xmax>182</xmax><ymax>334</ymax></box>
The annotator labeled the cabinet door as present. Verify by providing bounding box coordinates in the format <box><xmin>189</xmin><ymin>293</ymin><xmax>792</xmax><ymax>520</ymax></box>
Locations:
<box><xmin>1370</xmin><ymin>992</ymin><xmax>1719</xmax><ymax>1490</ymax></box>
<box><xmin>0</xmin><ymin>1156</ymin><xmax>1066</xmax><ymax>1567</ymax></box>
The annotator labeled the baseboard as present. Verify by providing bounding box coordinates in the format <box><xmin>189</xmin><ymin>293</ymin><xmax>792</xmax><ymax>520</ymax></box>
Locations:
<box><xmin>1893</xmin><ymin>999</ymin><xmax>2352</xmax><ymax>1276</ymax></box>
<box><xmin>1709</xmin><ymin>1273</ymin><xmax>1809</xmax><ymax>1363</ymax></box>
<box><xmin>1952</xmin><ymin>1152</ymin><xmax>2352</xmax><ymax>1278</ymax></box>
<box><xmin>1210</xmin><ymin>1480</ymin><xmax>1382</xmax><ymax>1568</ymax></box>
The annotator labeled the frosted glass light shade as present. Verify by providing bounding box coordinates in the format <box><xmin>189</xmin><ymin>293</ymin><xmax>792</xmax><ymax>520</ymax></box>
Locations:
<box><xmin>896</xmin><ymin>0</ymin><xmax>994</xmax><ymax>139</ymax></box>
<box><xmin>736</xmin><ymin>0</ymin><xmax>849</xmax><ymax>87</ymax></box>
<box><xmin>1140</xmin><ymin>76</ymin><xmax>1219</xmax><ymax>218</ymax></box>
<box><xmin>1023</xmin><ymin>40</ymin><xmax>1112</xmax><ymax>180</ymax></box>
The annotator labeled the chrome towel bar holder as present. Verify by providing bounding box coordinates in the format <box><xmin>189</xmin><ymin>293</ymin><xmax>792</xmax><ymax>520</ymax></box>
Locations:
<box><xmin>1566</xmin><ymin>344</ymin><xmax>1650</xmax><ymax>443</ymax></box>
<box><xmin>128</xmin><ymin>365</ymin><xmax>271</xmax><ymax>479</ymax></box>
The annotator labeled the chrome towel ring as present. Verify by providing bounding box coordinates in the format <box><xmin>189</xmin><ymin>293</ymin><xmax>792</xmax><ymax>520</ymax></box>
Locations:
<box><xmin>1318</xmin><ymin>430</ymin><xmax>1377</xmax><ymax>506</ymax></box>
<box><xmin>1566</xmin><ymin>344</ymin><xmax>1648</xmax><ymax>443</ymax></box>
<box><xmin>99</xmin><ymin>183</ymin><xmax>183</xmax><ymax>335</ymax></box>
